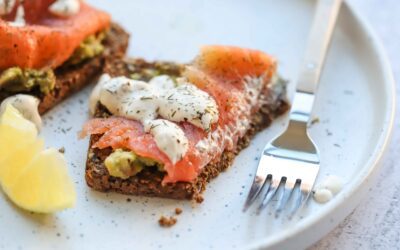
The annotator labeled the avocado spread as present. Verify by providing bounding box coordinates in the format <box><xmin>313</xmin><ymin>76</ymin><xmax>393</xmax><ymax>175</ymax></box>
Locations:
<box><xmin>0</xmin><ymin>68</ymin><xmax>56</xmax><ymax>95</ymax></box>
<box><xmin>105</xmin><ymin>149</ymin><xmax>163</xmax><ymax>179</ymax></box>
<box><xmin>66</xmin><ymin>32</ymin><xmax>106</xmax><ymax>65</ymax></box>
<box><xmin>0</xmin><ymin>31</ymin><xmax>106</xmax><ymax>95</ymax></box>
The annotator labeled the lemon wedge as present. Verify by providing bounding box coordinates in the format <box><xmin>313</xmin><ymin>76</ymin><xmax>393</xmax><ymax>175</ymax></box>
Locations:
<box><xmin>5</xmin><ymin>148</ymin><xmax>76</xmax><ymax>213</ymax></box>
<box><xmin>0</xmin><ymin>139</ymin><xmax>44</xmax><ymax>189</ymax></box>
<box><xmin>0</xmin><ymin>104</ymin><xmax>37</xmax><ymax>162</ymax></box>
<box><xmin>0</xmin><ymin>104</ymin><xmax>76</xmax><ymax>213</ymax></box>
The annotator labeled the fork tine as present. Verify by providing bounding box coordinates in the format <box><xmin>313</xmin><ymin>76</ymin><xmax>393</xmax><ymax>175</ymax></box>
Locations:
<box><xmin>255</xmin><ymin>180</ymin><xmax>271</xmax><ymax>214</ymax></box>
<box><xmin>299</xmin><ymin>182</ymin><xmax>313</xmax><ymax>205</ymax></box>
<box><xmin>288</xmin><ymin>182</ymin><xmax>302</xmax><ymax>218</ymax></box>
<box><xmin>256</xmin><ymin>177</ymin><xmax>281</xmax><ymax>214</ymax></box>
<box><xmin>243</xmin><ymin>175</ymin><xmax>268</xmax><ymax>212</ymax></box>
<box><xmin>275</xmin><ymin>179</ymin><xmax>297</xmax><ymax>216</ymax></box>
<box><xmin>243</xmin><ymin>155</ymin><xmax>273</xmax><ymax>212</ymax></box>
<box><xmin>288</xmin><ymin>181</ymin><xmax>313</xmax><ymax>218</ymax></box>
<box><xmin>241</xmin><ymin>0</ymin><xmax>340</xmax><ymax>218</ymax></box>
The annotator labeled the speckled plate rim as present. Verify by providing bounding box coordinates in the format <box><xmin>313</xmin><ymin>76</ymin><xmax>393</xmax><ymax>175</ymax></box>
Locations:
<box><xmin>247</xmin><ymin>2</ymin><xmax>396</xmax><ymax>250</ymax></box>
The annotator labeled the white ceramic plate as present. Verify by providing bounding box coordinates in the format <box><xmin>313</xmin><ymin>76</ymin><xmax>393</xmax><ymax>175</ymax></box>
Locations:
<box><xmin>0</xmin><ymin>1</ymin><xmax>395</xmax><ymax>249</ymax></box>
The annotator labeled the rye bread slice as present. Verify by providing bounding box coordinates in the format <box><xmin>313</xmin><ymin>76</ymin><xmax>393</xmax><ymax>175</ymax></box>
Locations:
<box><xmin>0</xmin><ymin>22</ymin><xmax>129</xmax><ymax>114</ymax></box>
<box><xmin>85</xmin><ymin>58</ymin><xmax>289</xmax><ymax>201</ymax></box>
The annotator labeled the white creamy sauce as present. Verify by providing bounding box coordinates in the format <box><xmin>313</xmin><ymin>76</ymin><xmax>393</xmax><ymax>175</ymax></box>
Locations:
<box><xmin>159</xmin><ymin>82</ymin><xmax>218</xmax><ymax>131</ymax></box>
<box><xmin>8</xmin><ymin>2</ymin><xmax>25</xmax><ymax>27</ymax></box>
<box><xmin>0</xmin><ymin>94</ymin><xmax>42</xmax><ymax>131</ymax></box>
<box><xmin>49</xmin><ymin>0</ymin><xmax>80</xmax><ymax>17</ymax></box>
<box><xmin>89</xmin><ymin>73</ymin><xmax>111</xmax><ymax>115</ymax></box>
<box><xmin>313</xmin><ymin>175</ymin><xmax>344</xmax><ymax>204</ymax></box>
<box><xmin>0</xmin><ymin>0</ymin><xmax>16</xmax><ymax>15</ymax></box>
<box><xmin>91</xmin><ymin>74</ymin><xmax>219</xmax><ymax>164</ymax></box>
<box><xmin>149</xmin><ymin>75</ymin><xmax>175</xmax><ymax>89</ymax></box>
<box><xmin>99</xmin><ymin>76</ymin><xmax>159</xmax><ymax>121</ymax></box>
<box><xmin>320</xmin><ymin>175</ymin><xmax>343</xmax><ymax>195</ymax></box>
<box><xmin>144</xmin><ymin>119</ymin><xmax>188</xmax><ymax>164</ymax></box>
<box><xmin>96</xmin><ymin>74</ymin><xmax>219</xmax><ymax>130</ymax></box>
<box><xmin>313</xmin><ymin>188</ymin><xmax>333</xmax><ymax>204</ymax></box>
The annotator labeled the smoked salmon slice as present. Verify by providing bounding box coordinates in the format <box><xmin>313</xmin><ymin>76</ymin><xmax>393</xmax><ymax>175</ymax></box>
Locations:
<box><xmin>0</xmin><ymin>0</ymin><xmax>110</xmax><ymax>70</ymax></box>
<box><xmin>81</xmin><ymin>117</ymin><xmax>205</xmax><ymax>183</ymax></box>
<box><xmin>82</xmin><ymin>46</ymin><xmax>277</xmax><ymax>183</ymax></box>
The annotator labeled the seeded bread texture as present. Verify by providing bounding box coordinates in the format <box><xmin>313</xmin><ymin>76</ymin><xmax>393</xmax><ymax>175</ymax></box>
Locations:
<box><xmin>0</xmin><ymin>22</ymin><xmax>129</xmax><ymax>114</ymax></box>
<box><xmin>85</xmin><ymin>58</ymin><xmax>289</xmax><ymax>201</ymax></box>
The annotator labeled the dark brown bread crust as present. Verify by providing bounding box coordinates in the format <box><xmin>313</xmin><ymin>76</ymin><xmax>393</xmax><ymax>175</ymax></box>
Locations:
<box><xmin>85</xmin><ymin>59</ymin><xmax>289</xmax><ymax>200</ymax></box>
<box><xmin>0</xmin><ymin>22</ymin><xmax>129</xmax><ymax>114</ymax></box>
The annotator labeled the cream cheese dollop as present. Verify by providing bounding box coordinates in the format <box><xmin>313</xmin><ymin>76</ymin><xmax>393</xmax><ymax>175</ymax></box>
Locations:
<box><xmin>149</xmin><ymin>75</ymin><xmax>175</xmax><ymax>89</ymax></box>
<box><xmin>0</xmin><ymin>94</ymin><xmax>42</xmax><ymax>131</ymax></box>
<box><xmin>49</xmin><ymin>0</ymin><xmax>80</xmax><ymax>17</ymax></box>
<box><xmin>313</xmin><ymin>175</ymin><xmax>344</xmax><ymax>204</ymax></box>
<box><xmin>97</xmin><ymin>75</ymin><xmax>219</xmax><ymax>130</ymax></box>
<box><xmin>8</xmin><ymin>2</ymin><xmax>25</xmax><ymax>27</ymax></box>
<box><xmin>160</xmin><ymin>81</ymin><xmax>218</xmax><ymax>131</ymax></box>
<box><xmin>144</xmin><ymin>119</ymin><xmax>189</xmax><ymax>164</ymax></box>
<box><xmin>313</xmin><ymin>188</ymin><xmax>333</xmax><ymax>204</ymax></box>
<box><xmin>89</xmin><ymin>73</ymin><xmax>112</xmax><ymax>115</ymax></box>
<box><xmin>91</xmin><ymin>74</ymin><xmax>219</xmax><ymax>164</ymax></box>
<box><xmin>0</xmin><ymin>0</ymin><xmax>16</xmax><ymax>15</ymax></box>
<box><xmin>99</xmin><ymin>76</ymin><xmax>158</xmax><ymax>121</ymax></box>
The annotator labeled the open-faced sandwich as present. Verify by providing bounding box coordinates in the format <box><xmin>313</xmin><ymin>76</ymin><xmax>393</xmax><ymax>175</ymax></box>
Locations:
<box><xmin>80</xmin><ymin>45</ymin><xmax>289</xmax><ymax>201</ymax></box>
<box><xmin>0</xmin><ymin>0</ymin><xmax>129</xmax><ymax>114</ymax></box>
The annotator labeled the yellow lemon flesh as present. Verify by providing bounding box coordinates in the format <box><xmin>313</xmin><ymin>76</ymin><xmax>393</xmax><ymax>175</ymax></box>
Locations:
<box><xmin>6</xmin><ymin>149</ymin><xmax>76</xmax><ymax>213</ymax></box>
<box><xmin>0</xmin><ymin>139</ymin><xmax>44</xmax><ymax>189</ymax></box>
<box><xmin>0</xmin><ymin>105</ymin><xmax>37</xmax><ymax>161</ymax></box>
<box><xmin>0</xmin><ymin>104</ymin><xmax>76</xmax><ymax>213</ymax></box>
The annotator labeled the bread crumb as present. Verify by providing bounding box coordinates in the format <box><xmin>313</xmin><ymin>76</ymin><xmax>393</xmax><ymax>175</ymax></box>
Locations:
<box><xmin>158</xmin><ymin>216</ymin><xmax>177</xmax><ymax>227</ymax></box>
<box><xmin>311</xmin><ymin>117</ymin><xmax>320</xmax><ymax>125</ymax></box>
<box><xmin>194</xmin><ymin>194</ymin><xmax>204</xmax><ymax>203</ymax></box>
<box><xmin>175</xmin><ymin>208</ymin><xmax>182</xmax><ymax>215</ymax></box>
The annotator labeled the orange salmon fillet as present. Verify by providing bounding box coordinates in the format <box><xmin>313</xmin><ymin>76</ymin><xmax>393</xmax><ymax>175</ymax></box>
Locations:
<box><xmin>0</xmin><ymin>0</ymin><xmax>110</xmax><ymax>70</ymax></box>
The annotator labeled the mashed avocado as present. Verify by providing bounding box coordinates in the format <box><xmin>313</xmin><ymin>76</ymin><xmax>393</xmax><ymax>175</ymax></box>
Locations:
<box><xmin>0</xmin><ymin>68</ymin><xmax>55</xmax><ymax>94</ymax></box>
<box><xmin>0</xmin><ymin>32</ymin><xmax>106</xmax><ymax>94</ymax></box>
<box><xmin>104</xmin><ymin>149</ymin><xmax>163</xmax><ymax>179</ymax></box>
<box><xmin>66</xmin><ymin>32</ymin><xmax>106</xmax><ymax>65</ymax></box>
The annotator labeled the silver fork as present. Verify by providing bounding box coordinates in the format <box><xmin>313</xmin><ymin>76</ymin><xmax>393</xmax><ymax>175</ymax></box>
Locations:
<box><xmin>243</xmin><ymin>0</ymin><xmax>343</xmax><ymax>216</ymax></box>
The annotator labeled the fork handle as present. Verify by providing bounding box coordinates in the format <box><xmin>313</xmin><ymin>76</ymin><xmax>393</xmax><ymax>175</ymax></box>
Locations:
<box><xmin>290</xmin><ymin>0</ymin><xmax>343</xmax><ymax>123</ymax></box>
<box><xmin>297</xmin><ymin>0</ymin><xmax>343</xmax><ymax>94</ymax></box>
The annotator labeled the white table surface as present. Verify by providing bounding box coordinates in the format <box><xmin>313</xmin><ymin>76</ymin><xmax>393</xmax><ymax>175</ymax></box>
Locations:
<box><xmin>310</xmin><ymin>0</ymin><xmax>400</xmax><ymax>249</ymax></box>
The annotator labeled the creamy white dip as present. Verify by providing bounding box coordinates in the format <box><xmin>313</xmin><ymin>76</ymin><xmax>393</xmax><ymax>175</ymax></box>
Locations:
<box><xmin>144</xmin><ymin>119</ymin><xmax>189</xmax><ymax>164</ymax></box>
<box><xmin>91</xmin><ymin>74</ymin><xmax>219</xmax><ymax>164</ymax></box>
<box><xmin>313</xmin><ymin>175</ymin><xmax>344</xmax><ymax>203</ymax></box>
<box><xmin>8</xmin><ymin>1</ymin><xmax>25</xmax><ymax>27</ymax></box>
<box><xmin>0</xmin><ymin>0</ymin><xmax>16</xmax><ymax>15</ymax></box>
<box><xmin>313</xmin><ymin>188</ymin><xmax>333</xmax><ymax>204</ymax></box>
<box><xmin>0</xmin><ymin>94</ymin><xmax>42</xmax><ymax>131</ymax></box>
<box><xmin>49</xmin><ymin>0</ymin><xmax>80</xmax><ymax>17</ymax></box>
